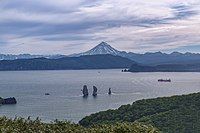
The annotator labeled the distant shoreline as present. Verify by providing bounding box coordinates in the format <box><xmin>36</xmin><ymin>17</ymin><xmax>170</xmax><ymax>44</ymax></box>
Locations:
<box><xmin>128</xmin><ymin>63</ymin><xmax>200</xmax><ymax>72</ymax></box>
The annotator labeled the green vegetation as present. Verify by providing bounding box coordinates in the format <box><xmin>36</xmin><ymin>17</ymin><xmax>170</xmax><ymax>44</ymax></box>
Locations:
<box><xmin>0</xmin><ymin>117</ymin><xmax>158</xmax><ymax>133</ymax></box>
<box><xmin>79</xmin><ymin>92</ymin><xmax>200</xmax><ymax>133</ymax></box>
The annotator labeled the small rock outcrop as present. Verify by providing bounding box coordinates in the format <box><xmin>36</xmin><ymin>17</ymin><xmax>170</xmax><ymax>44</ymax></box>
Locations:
<box><xmin>45</xmin><ymin>93</ymin><xmax>50</xmax><ymax>95</ymax></box>
<box><xmin>2</xmin><ymin>97</ymin><xmax>17</xmax><ymax>104</ymax></box>
<box><xmin>92</xmin><ymin>86</ymin><xmax>98</xmax><ymax>96</ymax></box>
<box><xmin>0</xmin><ymin>97</ymin><xmax>3</xmax><ymax>104</ymax></box>
<box><xmin>122</xmin><ymin>69</ymin><xmax>128</xmax><ymax>72</ymax></box>
<box><xmin>82</xmin><ymin>85</ymin><xmax>89</xmax><ymax>97</ymax></box>
<box><xmin>108</xmin><ymin>88</ymin><xmax>112</xmax><ymax>95</ymax></box>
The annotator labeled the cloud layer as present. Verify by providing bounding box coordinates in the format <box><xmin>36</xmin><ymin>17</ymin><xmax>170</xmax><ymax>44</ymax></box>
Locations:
<box><xmin>0</xmin><ymin>0</ymin><xmax>200</xmax><ymax>54</ymax></box>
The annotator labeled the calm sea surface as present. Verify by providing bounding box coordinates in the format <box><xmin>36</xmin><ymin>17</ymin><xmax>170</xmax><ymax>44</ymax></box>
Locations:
<box><xmin>0</xmin><ymin>70</ymin><xmax>199</xmax><ymax>122</ymax></box>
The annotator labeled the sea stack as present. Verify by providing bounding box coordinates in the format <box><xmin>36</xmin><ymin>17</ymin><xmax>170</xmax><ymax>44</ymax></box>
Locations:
<box><xmin>92</xmin><ymin>86</ymin><xmax>98</xmax><ymax>97</ymax></box>
<box><xmin>108</xmin><ymin>88</ymin><xmax>112</xmax><ymax>95</ymax></box>
<box><xmin>82</xmin><ymin>85</ymin><xmax>89</xmax><ymax>97</ymax></box>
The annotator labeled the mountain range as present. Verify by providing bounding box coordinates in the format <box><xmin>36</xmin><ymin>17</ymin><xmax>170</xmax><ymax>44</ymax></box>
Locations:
<box><xmin>1</xmin><ymin>42</ymin><xmax>200</xmax><ymax>66</ymax></box>
<box><xmin>0</xmin><ymin>42</ymin><xmax>200</xmax><ymax>72</ymax></box>
<box><xmin>0</xmin><ymin>54</ymin><xmax>65</xmax><ymax>61</ymax></box>
<box><xmin>70</xmin><ymin>42</ymin><xmax>200</xmax><ymax>65</ymax></box>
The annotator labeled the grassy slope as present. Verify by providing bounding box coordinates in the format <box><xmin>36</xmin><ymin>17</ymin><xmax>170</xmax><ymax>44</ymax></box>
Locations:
<box><xmin>79</xmin><ymin>92</ymin><xmax>200</xmax><ymax>133</ymax></box>
<box><xmin>0</xmin><ymin>117</ymin><xmax>159</xmax><ymax>133</ymax></box>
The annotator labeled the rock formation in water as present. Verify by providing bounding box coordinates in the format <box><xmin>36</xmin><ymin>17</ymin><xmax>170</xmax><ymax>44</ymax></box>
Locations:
<box><xmin>45</xmin><ymin>93</ymin><xmax>50</xmax><ymax>95</ymax></box>
<box><xmin>82</xmin><ymin>85</ymin><xmax>89</xmax><ymax>97</ymax></box>
<box><xmin>122</xmin><ymin>69</ymin><xmax>128</xmax><ymax>72</ymax></box>
<box><xmin>0</xmin><ymin>97</ymin><xmax>3</xmax><ymax>104</ymax></box>
<box><xmin>92</xmin><ymin>86</ymin><xmax>98</xmax><ymax>96</ymax></box>
<box><xmin>108</xmin><ymin>88</ymin><xmax>112</xmax><ymax>95</ymax></box>
<box><xmin>1</xmin><ymin>97</ymin><xmax>17</xmax><ymax>104</ymax></box>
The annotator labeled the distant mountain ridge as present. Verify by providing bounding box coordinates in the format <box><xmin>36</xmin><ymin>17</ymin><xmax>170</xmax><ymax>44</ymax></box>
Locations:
<box><xmin>70</xmin><ymin>42</ymin><xmax>200</xmax><ymax>65</ymax></box>
<box><xmin>128</xmin><ymin>63</ymin><xmax>200</xmax><ymax>72</ymax></box>
<box><xmin>1</xmin><ymin>42</ymin><xmax>200</xmax><ymax>66</ymax></box>
<box><xmin>0</xmin><ymin>54</ymin><xmax>65</xmax><ymax>60</ymax></box>
<box><xmin>0</xmin><ymin>54</ymin><xmax>135</xmax><ymax>71</ymax></box>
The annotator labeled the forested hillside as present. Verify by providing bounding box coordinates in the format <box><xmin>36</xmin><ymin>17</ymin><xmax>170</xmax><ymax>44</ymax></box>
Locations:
<box><xmin>80</xmin><ymin>92</ymin><xmax>200</xmax><ymax>133</ymax></box>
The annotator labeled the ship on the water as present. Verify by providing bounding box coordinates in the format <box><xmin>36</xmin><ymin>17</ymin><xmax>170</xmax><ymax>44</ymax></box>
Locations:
<box><xmin>158</xmin><ymin>79</ymin><xmax>171</xmax><ymax>82</ymax></box>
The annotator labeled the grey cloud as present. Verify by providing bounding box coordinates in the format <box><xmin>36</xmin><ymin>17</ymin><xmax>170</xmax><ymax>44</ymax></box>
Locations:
<box><xmin>171</xmin><ymin>4</ymin><xmax>198</xmax><ymax>19</ymax></box>
<box><xmin>0</xmin><ymin>0</ymin><xmax>200</xmax><ymax>54</ymax></box>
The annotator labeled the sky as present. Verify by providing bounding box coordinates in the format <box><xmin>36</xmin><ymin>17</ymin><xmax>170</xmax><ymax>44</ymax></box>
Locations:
<box><xmin>0</xmin><ymin>0</ymin><xmax>200</xmax><ymax>55</ymax></box>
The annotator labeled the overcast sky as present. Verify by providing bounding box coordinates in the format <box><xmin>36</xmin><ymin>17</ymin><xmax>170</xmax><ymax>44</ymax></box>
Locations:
<box><xmin>0</xmin><ymin>0</ymin><xmax>200</xmax><ymax>55</ymax></box>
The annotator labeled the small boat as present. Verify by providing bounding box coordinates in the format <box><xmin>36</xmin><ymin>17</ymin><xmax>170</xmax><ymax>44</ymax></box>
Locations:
<box><xmin>45</xmin><ymin>93</ymin><xmax>50</xmax><ymax>95</ymax></box>
<box><xmin>158</xmin><ymin>79</ymin><xmax>171</xmax><ymax>82</ymax></box>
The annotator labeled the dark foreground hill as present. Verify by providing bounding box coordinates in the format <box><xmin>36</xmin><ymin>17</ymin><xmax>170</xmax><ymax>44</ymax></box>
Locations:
<box><xmin>79</xmin><ymin>92</ymin><xmax>200</xmax><ymax>133</ymax></box>
<box><xmin>129</xmin><ymin>63</ymin><xmax>200</xmax><ymax>72</ymax></box>
<box><xmin>0</xmin><ymin>54</ymin><xmax>135</xmax><ymax>71</ymax></box>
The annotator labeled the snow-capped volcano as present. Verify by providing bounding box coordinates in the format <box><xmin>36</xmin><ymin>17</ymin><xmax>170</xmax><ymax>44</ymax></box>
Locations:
<box><xmin>69</xmin><ymin>42</ymin><xmax>200</xmax><ymax>66</ymax></box>
<box><xmin>70</xmin><ymin>42</ymin><xmax>121</xmax><ymax>56</ymax></box>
